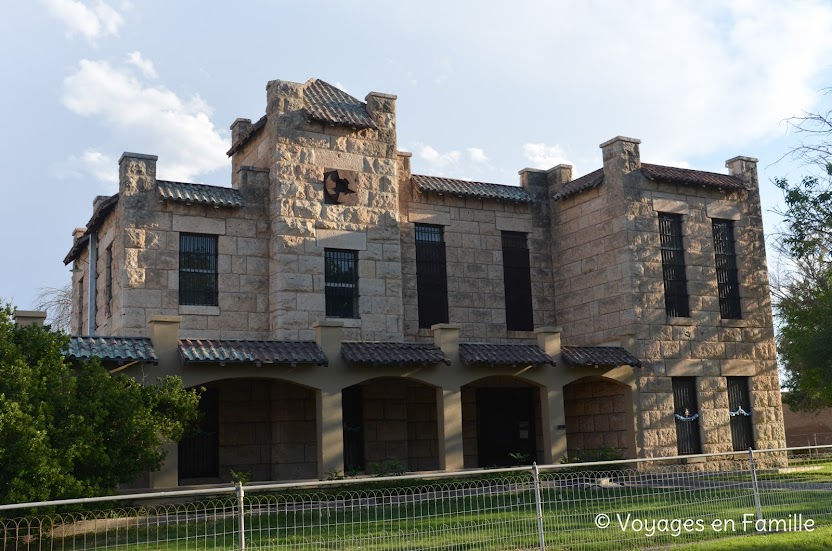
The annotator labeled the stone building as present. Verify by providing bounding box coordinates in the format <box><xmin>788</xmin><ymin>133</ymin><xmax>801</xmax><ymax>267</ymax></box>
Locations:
<box><xmin>62</xmin><ymin>77</ymin><xmax>785</xmax><ymax>486</ymax></box>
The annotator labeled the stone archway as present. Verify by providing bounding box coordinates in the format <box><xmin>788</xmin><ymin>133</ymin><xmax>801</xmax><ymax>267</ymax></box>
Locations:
<box><xmin>344</xmin><ymin>378</ymin><xmax>440</xmax><ymax>474</ymax></box>
<box><xmin>178</xmin><ymin>378</ymin><xmax>317</xmax><ymax>484</ymax></box>
<box><xmin>461</xmin><ymin>376</ymin><xmax>544</xmax><ymax>468</ymax></box>
<box><xmin>563</xmin><ymin>376</ymin><xmax>635</xmax><ymax>460</ymax></box>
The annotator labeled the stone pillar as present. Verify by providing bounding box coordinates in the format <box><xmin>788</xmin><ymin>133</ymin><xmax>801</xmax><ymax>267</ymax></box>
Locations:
<box><xmin>316</xmin><ymin>389</ymin><xmax>344</xmax><ymax>478</ymax></box>
<box><xmin>535</xmin><ymin>326</ymin><xmax>565</xmax><ymax>463</ymax></box>
<box><xmin>313</xmin><ymin>321</ymin><xmax>345</xmax><ymax>477</ymax></box>
<box><xmin>231</xmin><ymin>118</ymin><xmax>253</xmax><ymax>148</ymax></box>
<box><xmin>437</xmin><ymin>387</ymin><xmax>464</xmax><ymax>471</ymax></box>
<box><xmin>725</xmin><ymin>156</ymin><xmax>759</xmax><ymax>190</ymax></box>
<box><xmin>432</xmin><ymin>323</ymin><xmax>464</xmax><ymax>471</ymax></box>
<box><xmin>147</xmin><ymin>315</ymin><xmax>181</xmax><ymax>488</ymax></box>
<box><xmin>546</xmin><ymin>164</ymin><xmax>573</xmax><ymax>196</ymax></box>
<box><xmin>13</xmin><ymin>310</ymin><xmax>47</xmax><ymax>327</ymax></box>
<box><xmin>118</xmin><ymin>152</ymin><xmax>157</xmax><ymax>196</ymax></box>
<box><xmin>600</xmin><ymin>136</ymin><xmax>641</xmax><ymax>177</ymax></box>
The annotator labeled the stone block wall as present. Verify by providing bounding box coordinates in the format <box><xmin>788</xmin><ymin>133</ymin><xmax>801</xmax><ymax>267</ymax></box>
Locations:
<box><xmin>265</xmin><ymin>80</ymin><xmax>403</xmax><ymax>341</ymax></box>
<box><xmin>563</xmin><ymin>377</ymin><xmax>629</xmax><ymax>458</ymax></box>
<box><xmin>114</xmin><ymin>156</ymin><xmax>271</xmax><ymax>339</ymax></box>
<box><xmin>213</xmin><ymin>379</ymin><xmax>316</xmax><ymax>482</ymax></box>
<box><xmin>398</xmin><ymin>169</ymin><xmax>556</xmax><ymax>342</ymax></box>
<box><xmin>362</xmin><ymin>379</ymin><xmax>439</xmax><ymax>472</ymax></box>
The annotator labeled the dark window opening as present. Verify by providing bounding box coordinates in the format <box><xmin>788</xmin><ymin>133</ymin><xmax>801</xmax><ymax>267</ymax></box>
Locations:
<box><xmin>325</xmin><ymin>249</ymin><xmax>358</xmax><ymax>318</ymax></box>
<box><xmin>179</xmin><ymin>388</ymin><xmax>220</xmax><ymax>479</ymax></box>
<box><xmin>342</xmin><ymin>385</ymin><xmax>365</xmax><ymax>472</ymax></box>
<box><xmin>77</xmin><ymin>276</ymin><xmax>84</xmax><ymax>333</ymax></box>
<box><xmin>104</xmin><ymin>246</ymin><xmax>113</xmax><ymax>317</ymax></box>
<box><xmin>672</xmin><ymin>377</ymin><xmax>702</xmax><ymax>455</ymax></box>
<box><xmin>179</xmin><ymin>234</ymin><xmax>218</xmax><ymax>306</ymax></box>
<box><xmin>728</xmin><ymin>377</ymin><xmax>754</xmax><ymax>451</ymax></box>
<box><xmin>659</xmin><ymin>213</ymin><xmax>690</xmax><ymax>317</ymax></box>
<box><xmin>501</xmin><ymin>231</ymin><xmax>534</xmax><ymax>331</ymax></box>
<box><xmin>712</xmin><ymin>219</ymin><xmax>742</xmax><ymax>319</ymax></box>
<box><xmin>415</xmin><ymin>224</ymin><xmax>449</xmax><ymax>328</ymax></box>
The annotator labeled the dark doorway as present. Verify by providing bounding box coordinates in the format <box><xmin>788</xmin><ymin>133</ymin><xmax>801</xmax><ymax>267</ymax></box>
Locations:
<box><xmin>342</xmin><ymin>385</ymin><xmax>365</xmax><ymax>472</ymax></box>
<box><xmin>476</xmin><ymin>388</ymin><xmax>536</xmax><ymax>466</ymax></box>
<box><xmin>179</xmin><ymin>387</ymin><xmax>220</xmax><ymax>479</ymax></box>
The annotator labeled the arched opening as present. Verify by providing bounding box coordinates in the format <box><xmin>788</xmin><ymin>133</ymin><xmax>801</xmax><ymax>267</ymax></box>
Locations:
<box><xmin>178</xmin><ymin>378</ymin><xmax>317</xmax><ymax>484</ymax></box>
<box><xmin>461</xmin><ymin>376</ymin><xmax>543</xmax><ymax>468</ymax></box>
<box><xmin>563</xmin><ymin>376</ymin><xmax>634</xmax><ymax>460</ymax></box>
<box><xmin>342</xmin><ymin>378</ymin><xmax>439</xmax><ymax>474</ymax></box>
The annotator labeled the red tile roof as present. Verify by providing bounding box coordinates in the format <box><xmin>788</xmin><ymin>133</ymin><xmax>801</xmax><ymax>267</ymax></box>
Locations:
<box><xmin>178</xmin><ymin>339</ymin><xmax>327</xmax><ymax>366</ymax></box>
<box><xmin>412</xmin><ymin>175</ymin><xmax>534</xmax><ymax>203</ymax></box>
<box><xmin>561</xmin><ymin>346</ymin><xmax>641</xmax><ymax>367</ymax></box>
<box><xmin>458</xmin><ymin>343</ymin><xmax>553</xmax><ymax>367</ymax></box>
<box><xmin>341</xmin><ymin>342</ymin><xmax>450</xmax><ymax>366</ymax></box>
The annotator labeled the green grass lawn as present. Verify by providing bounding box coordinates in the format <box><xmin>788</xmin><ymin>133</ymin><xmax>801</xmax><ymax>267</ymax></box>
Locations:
<box><xmin>4</xmin><ymin>471</ymin><xmax>832</xmax><ymax>550</ymax></box>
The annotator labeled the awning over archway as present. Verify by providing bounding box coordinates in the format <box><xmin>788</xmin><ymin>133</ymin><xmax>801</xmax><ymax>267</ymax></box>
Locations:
<box><xmin>458</xmin><ymin>343</ymin><xmax>553</xmax><ymax>367</ymax></box>
<box><xmin>341</xmin><ymin>342</ymin><xmax>450</xmax><ymax>366</ymax></box>
<box><xmin>561</xmin><ymin>346</ymin><xmax>641</xmax><ymax>368</ymax></box>
<box><xmin>178</xmin><ymin>339</ymin><xmax>328</xmax><ymax>367</ymax></box>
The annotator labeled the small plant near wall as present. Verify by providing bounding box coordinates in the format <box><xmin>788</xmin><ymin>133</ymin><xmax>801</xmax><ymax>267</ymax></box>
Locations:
<box><xmin>229</xmin><ymin>469</ymin><xmax>252</xmax><ymax>485</ymax></box>
<box><xmin>560</xmin><ymin>446</ymin><xmax>623</xmax><ymax>464</ymax></box>
<box><xmin>369</xmin><ymin>460</ymin><xmax>406</xmax><ymax>477</ymax></box>
<box><xmin>508</xmin><ymin>451</ymin><xmax>531</xmax><ymax>465</ymax></box>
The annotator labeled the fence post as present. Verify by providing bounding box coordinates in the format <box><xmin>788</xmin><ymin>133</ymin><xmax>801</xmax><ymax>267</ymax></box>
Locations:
<box><xmin>236</xmin><ymin>482</ymin><xmax>246</xmax><ymax>551</ymax></box>
<box><xmin>532</xmin><ymin>462</ymin><xmax>545</xmax><ymax>551</ymax></box>
<box><xmin>747</xmin><ymin>448</ymin><xmax>764</xmax><ymax>530</ymax></box>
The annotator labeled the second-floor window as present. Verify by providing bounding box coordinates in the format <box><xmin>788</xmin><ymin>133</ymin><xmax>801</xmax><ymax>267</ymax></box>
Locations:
<box><xmin>325</xmin><ymin>249</ymin><xmax>359</xmax><ymax>318</ymax></box>
<box><xmin>179</xmin><ymin>234</ymin><xmax>218</xmax><ymax>306</ymax></box>
<box><xmin>415</xmin><ymin>224</ymin><xmax>449</xmax><ymax>328</ymax></box>
<box><xmin>501</xmin><ymin>231</ymin><xmax>534</xmax><ymax>331</ymax></box>
<box><xmin>712</xmin><ymin>219</ymin><xmax>742</xmax><ymax>319</ymax></box>
<box><xmin>104</xmin><ymin>245</ymin><xmax>113</xmax><ymax>317</ymax></box>
<box><xmin>659</xmin><ymin>213</ymin><xmax>690</xmax><ymax>317</ymax></box>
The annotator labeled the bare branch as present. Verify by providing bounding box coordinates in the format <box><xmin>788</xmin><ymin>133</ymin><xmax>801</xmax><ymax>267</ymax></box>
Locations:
<box><xmin>33</xmin><ymin>284</ymin><xmax>73</xmax><ymax>333</ymax></box>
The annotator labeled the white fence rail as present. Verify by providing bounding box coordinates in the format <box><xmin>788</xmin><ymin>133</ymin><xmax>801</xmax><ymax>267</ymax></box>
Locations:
<box><xmin>3</xmin><ymin>445</ymin><xmax>832</xmax><ymax>550</ymax></box>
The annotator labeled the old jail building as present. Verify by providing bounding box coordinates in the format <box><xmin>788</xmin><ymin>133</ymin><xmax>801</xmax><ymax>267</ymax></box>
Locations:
<box><xmin>62</xmin><ymin>77</ymin><xmax>785</xmax><ymax>487</ymax></box>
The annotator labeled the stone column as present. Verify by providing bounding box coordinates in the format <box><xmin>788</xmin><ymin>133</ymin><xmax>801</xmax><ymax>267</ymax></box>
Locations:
<box><xmin>600</xmin><ymin>136</ymin><xmax>641</xmax><ymax>178</ymax></box>
<box><xmin>314</xmin><ymin>321</ymin><xmax>345</xmax><ymax>477</ymax></box>
<box><xmin>725</xmin><ymin>156</ymin><xmax>759</xmax><ymax>190</ymax></box>
<box><xmin>147</xmin><ymin>315</ymin><xmax>182</xmax><ymax>488</ymax></box>
<box><xmin>432</xmin><ymin>323</ymin><xmax>464</xmax><ymax>471</ymax></box>
<box><xmin>535</xmin><ymin>327</ymin><xmax>565</xmax><ymax>463</ymax></box>
<box><xmin>437</xmin><ymin>387</ymin><xmax>464</xmax><ymax>471</ymax></box>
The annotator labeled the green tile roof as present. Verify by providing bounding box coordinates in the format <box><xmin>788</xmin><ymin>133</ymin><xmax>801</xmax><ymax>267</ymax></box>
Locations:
<box><xmin>157</xmin><ymin>181</ymin><xmax>244</xmax><ymax>207</ymax></box>
<box><xmin>66</xmin><ymin>336</ymin><xmax>158</xmax><ymax>364</ymax></box>
<box><xmin>179</xmin><ymin>339</ymin><xmax>328</xmax><ymax>366</ymax></box>
<box><xmin>412</xmin><ymin>175</ymin><xmax>534</xmax><ymax>203</ymax></box>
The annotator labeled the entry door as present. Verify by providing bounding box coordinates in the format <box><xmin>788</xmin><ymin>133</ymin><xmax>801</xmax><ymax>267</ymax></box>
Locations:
<box><xmin>342</xmin><ymin>385</ymin><xmax>365</xmax><ymax>472</ymax></box>
<box><xmin>179</xmin><ymin>388</ymin><xmax>220</xmax><ymax>479</ymax></box>
<box><xmin>476</xmin><ymin>388</ymin><xmax>536</xmax><ymax>467</ymax></box>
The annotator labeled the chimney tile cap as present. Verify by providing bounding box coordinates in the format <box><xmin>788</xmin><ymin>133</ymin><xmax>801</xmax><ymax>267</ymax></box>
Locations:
<box><xmin>725</xmin><ymin>155</ymin><xmax>759</xmax><ymax>165</ymax></box>
<box><xmin>366</xmin><ymin>91</ymin><xmax>397</xmax><ymax>100</ymax></box>
<box><xmin>118</xmin><ymin>152</ymin><xmax>158</xmax><ymax>165</ymax></box>
<box><xmin>599</xmin><ymin>136</ymin><xmax>641</xmax><ymax>148</ymax></box>
<box><xmin>518</xmin><ymin>168</ymin><xmax>547</xmax><ymax>175</ymax></box>
<box><xmin>397</xmin><ymin>150</ymin><xmax>413</xmax><ymax>158</ymax></box>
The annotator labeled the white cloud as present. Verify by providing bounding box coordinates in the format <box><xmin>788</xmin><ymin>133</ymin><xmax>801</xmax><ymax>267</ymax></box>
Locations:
<box><xmin>126</xmin><ymin>51</ymin><xmax>157</xmax><ymax>79</ymax></box>
<box><xmin>43</xmin><ymin>0</ymin><xmax>124</xmax><ymax>44</ymax></box>
<box><xmin>61</xmin><ymin>58</ymin><xmax>229</xmax><ymax>183</ymax></box>
<box><xmin>467</xmin><ymin>147</ymin><xmax>489</xmax><ymax>164</ymax></box>
<box><xmin>414</xmin><ymin>143</ymin><xmax>462</xmax><ymax>171</ymax></box>
<box><xmin>522</xmin><ymin>143</ymin><xmax>572</xmax><ymax>170</ymax></box>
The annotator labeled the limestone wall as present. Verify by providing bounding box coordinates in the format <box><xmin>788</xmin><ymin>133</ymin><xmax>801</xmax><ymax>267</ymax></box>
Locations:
<box><xmin>266</xmin><ymin>81</ymin><xmax>403</xmax><ymax>342</ymax></box>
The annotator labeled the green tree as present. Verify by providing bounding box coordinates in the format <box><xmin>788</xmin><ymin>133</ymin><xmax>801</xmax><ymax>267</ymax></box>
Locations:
<box><xmin>0</xmin><ymin>306</ymin><xmax>200</xmax><ymax>503</ymax></box>
<box><xmin>774</xmin><ymin>97</ymin><xmax>832</xmax><ymax>411</ymax></box>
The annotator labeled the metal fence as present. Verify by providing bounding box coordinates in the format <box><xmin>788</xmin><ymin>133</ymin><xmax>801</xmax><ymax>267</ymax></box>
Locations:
<box><xmin>3</xmin><ymin>445</ymin><xmax>832</xmax><ymax>550</ymax></box>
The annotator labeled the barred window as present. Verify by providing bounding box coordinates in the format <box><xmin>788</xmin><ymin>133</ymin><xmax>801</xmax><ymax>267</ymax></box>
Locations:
<box><xmin>712</xmin><ymin>219</ymin><xmax>742</xmax><ymax>319</ymax></box>
<box><xmin>501</xmin><ymin>231</ymin><xmax>534</xmax><ymax>331</ymax></box>
<box><xmin>728</xmin><ymin>377</ymin><xmax>754</xmax><ymax>451</ymax></box>
<box><xmin>415</xmin><ymin>224</ymin><xmax>449</xmax><ymax>328</ymax></box>
<box><xmin>659</xmin><ymin>213</ymin><xmax>690</xmax><ymax>317</ymax></box>
<box><xmin>179</xmin><ymin>234</ymin><xmax>218</xmax><ymax>306</ymax></box>
<box><xmin>672</xmin><ymin>377</ymin><xmax>702</xmax><ymax>455</ymax></box>
<box><xmin>325</xmin><ymin>249</ymin><xmax>358</xmax><ymax>318</ymax></box>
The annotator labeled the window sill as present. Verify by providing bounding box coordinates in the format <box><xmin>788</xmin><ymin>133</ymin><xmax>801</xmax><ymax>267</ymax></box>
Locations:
<box><xmin>327</xmin><ymin>317</ymin><xmax>361</xmax><ymax>327</ymax></box>
<box><xmin>719</xmin><ymin>318</ymin><xmax>749</xmax><ymax>328</ymax></box>
<box><xmin>180</xmin><ymin>305</ymin><xmax>220</xmax><ymax>316</ymax></box>
<box><xmin>507</xmin><ymin>330</ymin><xmax>535</xmax><ymax>339</ymax></box>
<box><xmin>666</xmin><ymin>317</ymin><xmax>695</xmax><ymax>326</ymax></box>
<box><xmin>417</xmin><ymin>328</ymin><xmax>433</xmax><ymax>337</ymax></box>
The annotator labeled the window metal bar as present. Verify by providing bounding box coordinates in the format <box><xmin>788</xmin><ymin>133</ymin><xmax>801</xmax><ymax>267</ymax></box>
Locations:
<box><xmin>712</xmin><ymin>219</ymin><xmax>742</xmax><ymax>319</ymax></box>
<box><xmin>659</xmin><ymin>213</ymin><xmax>690</xmax><ymax>317</ymax></box>
<box><xmin>415</xmin><ymin>224</ymin><xmax>449</xmax><ymax>328</ymax></box>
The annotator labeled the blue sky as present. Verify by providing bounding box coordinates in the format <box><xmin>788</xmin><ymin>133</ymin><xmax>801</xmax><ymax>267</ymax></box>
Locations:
<box><xmin>2</xmin><ymin>0</ymin><xmax>832</xmax><ymax>309</ymax></box>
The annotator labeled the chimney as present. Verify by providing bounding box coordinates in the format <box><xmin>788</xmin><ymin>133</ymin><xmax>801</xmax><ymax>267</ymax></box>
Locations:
<box><xmin>725</xmin><ymin>156</ymin><xmax>759</xmax><ymax>190</ymax></box>
<box><xmin>13</xmin><ymin>310</ymin><xmax>47</xmax><ymax>327</ymax></box>
<box><xmin>93</xmin><ymin>195</ymin><xmax>110</xmax><ymax>211</ymax></box>
<box><xmin>231</xmin><ymin>118</ymin><xmax>253</xmax><ymax>147</ymax></box>
<box><xmin>600</xmin><ymin>136</ymin><xmax>641</xmax><ymax>178</ymax></box>
<box><xmin>118</xmin><ymin>152</ymin><xmax>158</xmax><ymax>196</ymax></box>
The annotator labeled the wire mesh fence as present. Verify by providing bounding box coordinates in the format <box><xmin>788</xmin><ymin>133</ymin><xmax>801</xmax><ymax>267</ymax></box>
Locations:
<box><xmin>3</xmin><ymin>445</ymin><xmax>832</xmax><ymax>550</ymax></box>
